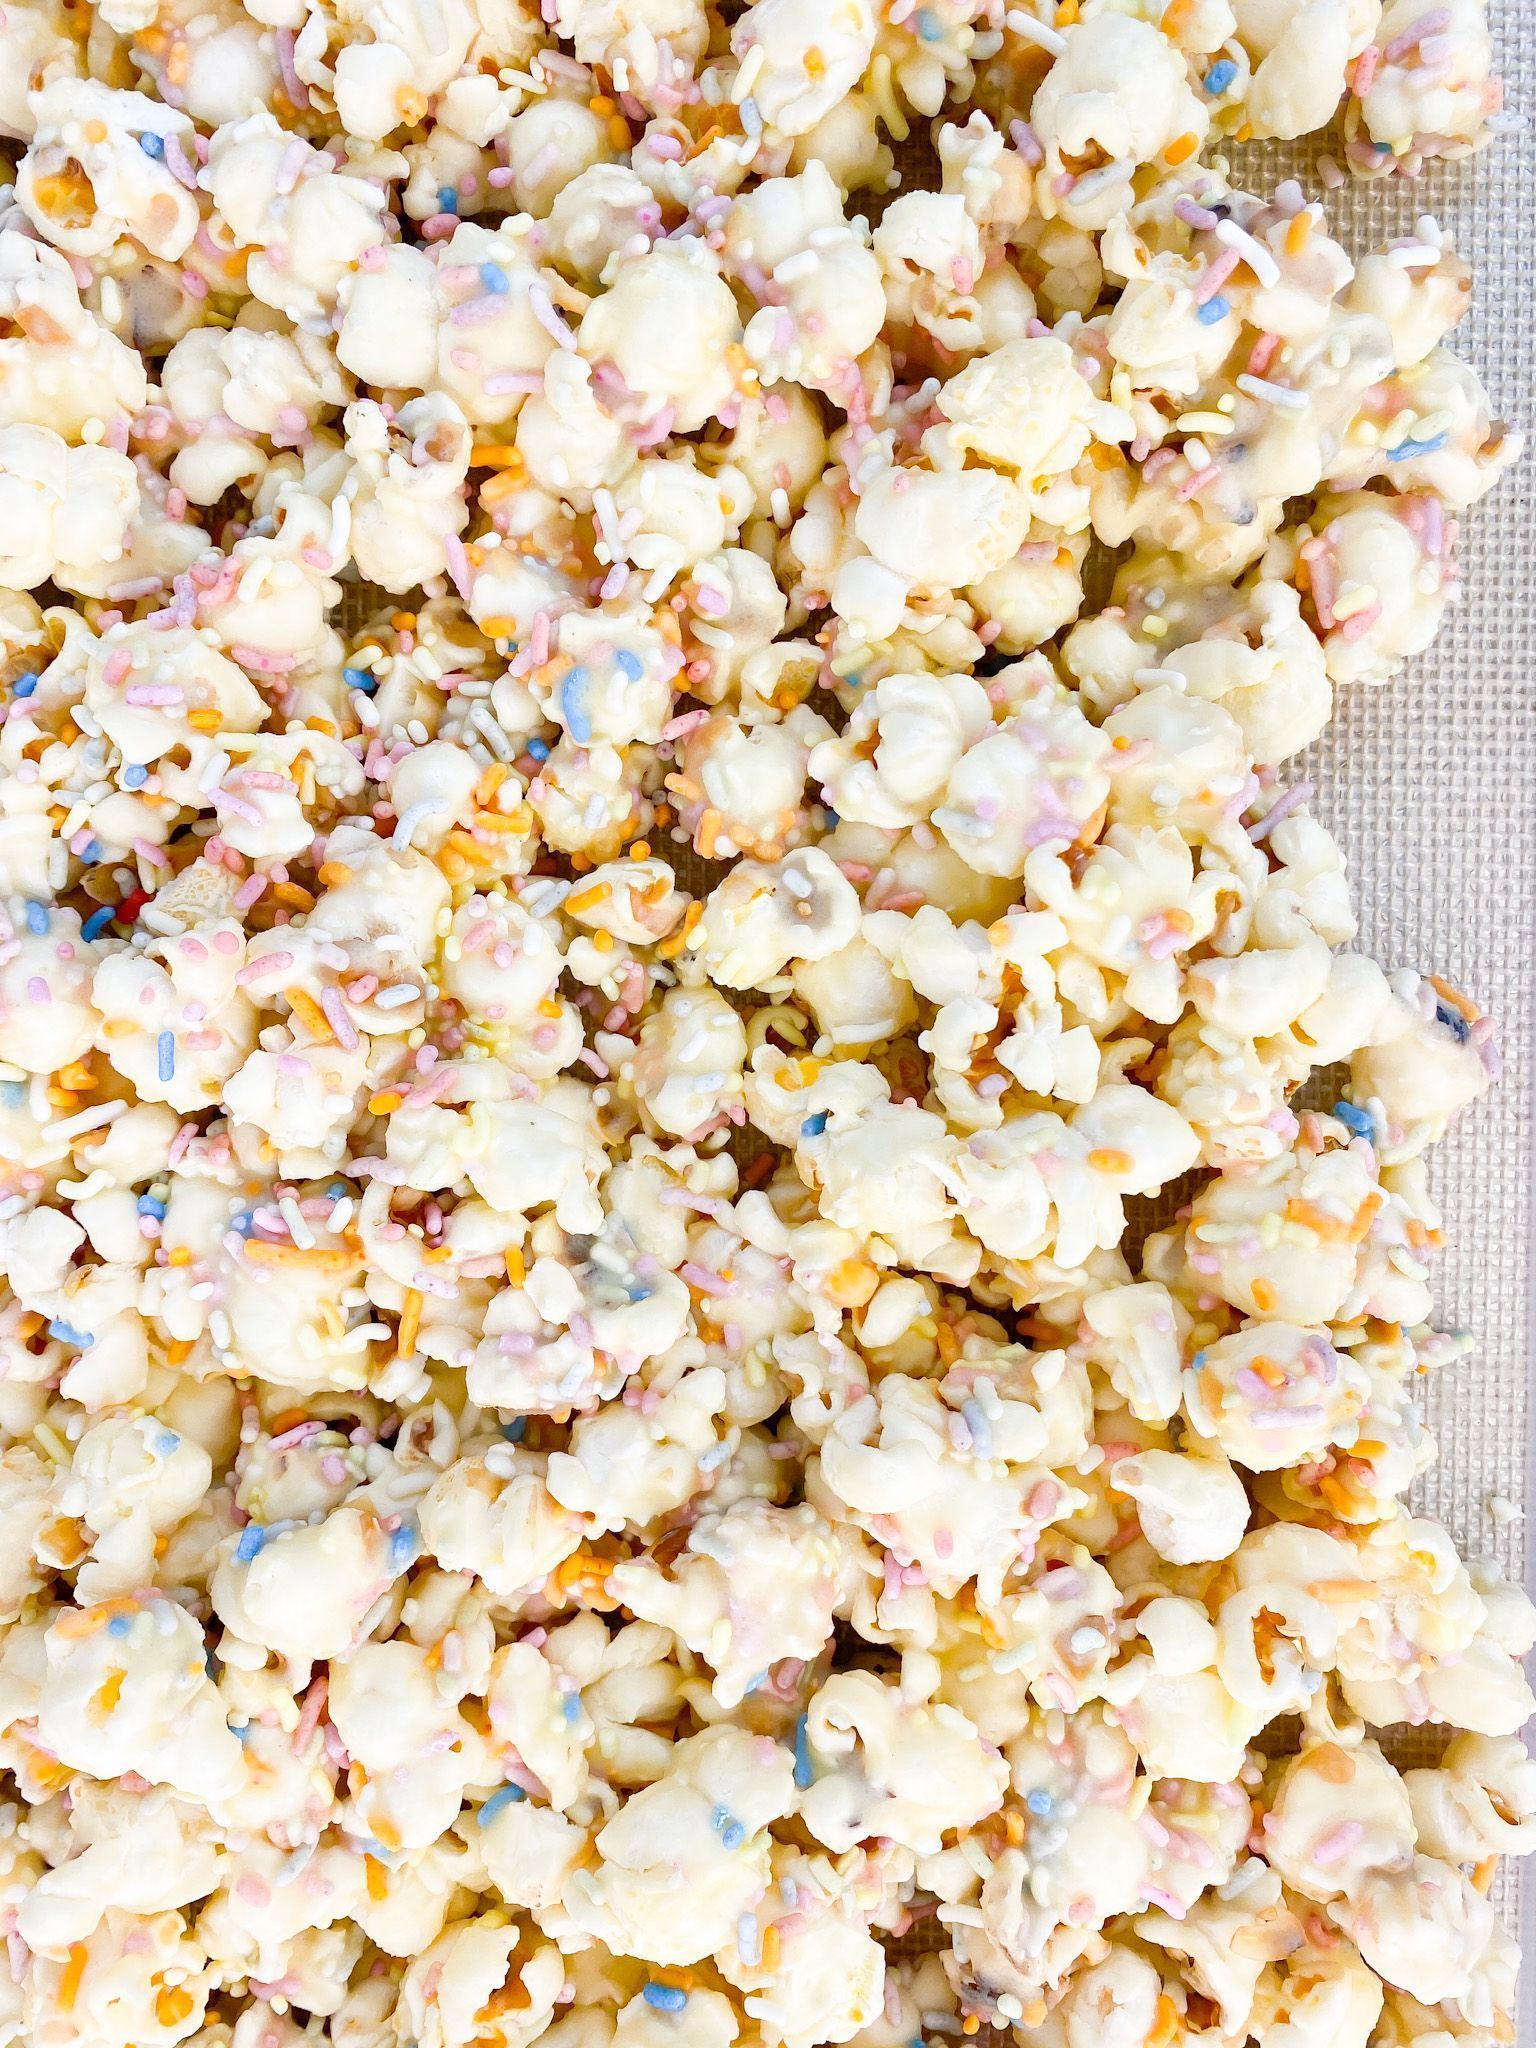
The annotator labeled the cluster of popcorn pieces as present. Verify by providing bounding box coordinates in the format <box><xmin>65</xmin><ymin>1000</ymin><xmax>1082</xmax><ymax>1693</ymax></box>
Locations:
<box><xmin>0</xmin><ymin>0</ymin><xmax>1529</xmax><ymax>2046</ymax></box>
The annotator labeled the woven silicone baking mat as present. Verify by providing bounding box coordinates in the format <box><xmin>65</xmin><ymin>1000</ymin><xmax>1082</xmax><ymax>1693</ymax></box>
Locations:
<box><xmin>1237</xmin><ymin>19</ymin><xmax>1536</xmax><ymax>1970</ymax></box>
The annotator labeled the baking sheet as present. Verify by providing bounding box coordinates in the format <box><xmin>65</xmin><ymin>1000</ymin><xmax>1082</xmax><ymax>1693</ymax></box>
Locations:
<box><xmin>1236</xmin><ymin>25</ymin><xmax>1536</xmax><ymax>1977</ymax></box>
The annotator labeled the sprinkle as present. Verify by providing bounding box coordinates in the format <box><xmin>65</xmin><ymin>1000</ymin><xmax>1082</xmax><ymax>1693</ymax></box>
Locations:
<box><xmin>156</xmin><ymin>1031</ymin><xmax>176</xmax><ymax>1083</ymax></box>
<box><xmin>1215</xmin><ymin>217</ymin><xmax>1281</xmax><ymax>289</ymax></box>
<box><xmin>478</xmin><ymin>1783</ymin><xmax>528</xmax><ymax>1825</ymax></box>
<box><xmin>801</xmin><ymin>1110</ymin><xmax>829</xmax><ymax>1137</ymax></box>
<box><xmin>561</xmin><ymin>667</ymin><xmax>592</xmax><ymax>743</ymax></box>
<box><xmin>236</xmin><ymin>1523</ymin><xmax>268</xmax><ymax>1563</ymax></box>
<box><xmin>793</xmin><ymin>1713</ymin><xmax>814</xmax><ymax>1788</ymax></box>
<box><xmin>24</xmin><ymin>901</ymin><xmax>47</xmax><ymax>934</ymax></box>
<box><xmin>643</xmin><ymin>1985</ymin><xmax>688</xmax><ymax>2013</ymax></box>
<box><xmin>1203</xmin><ymin>57</ymin><xmax>1238</xmax><ymax>94</ymax></box>
<box><xmin>138</xmin><ymin>131</ymin><xmax>165</xmax><ymax>157</ymax></box>
<box><xmin>342</xmin><ymin>666</ymin><xmax>376</xmax><ymax>694</ymax></box>
<box><xmin>122</xmin><ymin>764</ymin><xmax>149</xmax><ymax>788</ymax></box>
<box><xmin>479</xmin><ymin>261</ymin><xmax>510</xmax><ymax>294</ymax></box>
<box><xmin>1388</xmin><ymin>432</ymin><xmax>1449</xmax><ymax>460</ymax></box>
<box><xmin>1196</xmin><ymin>295</ymin><xmax>1231</xmax><ymax>324</ymax></box>
<box><xmin>1025</xmin><ymin>1788</ymin><xmax>1054</xmax><ymax>1816</ymax></box>
<box><xmin>10</xmin><ymin>672</ymin><xmax>38</xmax><ymax>697</ymax></box>
<box><xmin>1333</xmin><ymin>1100</ymin><xmax>1376</xmax><ymax>1141</ymax></box>
<box><xmin>47</xmin><ymin>1319</ymin><xmax>94</xmax><ymax>1348</ymax></box>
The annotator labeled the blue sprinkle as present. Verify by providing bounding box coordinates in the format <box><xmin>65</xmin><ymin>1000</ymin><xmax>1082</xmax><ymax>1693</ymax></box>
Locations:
<box><xmin>916</xmin><ymin>6</ymin><xmax>942</xmax><ymax>37</ymax></box>
<box><xmin>562</xmin><ymin>1692</ymin><xmax>582</xmax><ymax>1723</ymax></box>
<box><xmin>501</xmin><ymin>1417</ymin><xmax>526</xmax><ymax>1441</ymax></box>
<box><xmin>236</xmin><ymin>1524</ymin><xmax>268</xmax><ymax>1563</ymax></box>
<box><xmin>642</xmin><ymin>1985</ymin><xmax>688</xmax><ymax>2013</ymax></box>
<box><xmin>712</xmin><ymin>1803</ymin><xmax>729</xmax><ymax>1830</ymax></box>
<box><xmin>24</xmin><ymin>900</ymin><xmax>47</xmax><ymax>935</ymax></box>
<box><xmin>229</xmin><ymin>1209</ymin><xmax>256</xmax><ymax>1238</ymax></box>
<box><xmin>1025</xmin><ymin>1788</ymin><xmax>1054</xmax><ymax>1817</ymax></box>
<box><xmin>155</xmin><ymin>1429</ymin><xmax>180</xmax><ymax>1455</ymax></box>
<box><xmin>1191</xmin><ymin>1349</ymin><xmax>1207</xmax><ymax>1372</ymax></box>
<box><xmin>1388</xmin><ymin>432</ymin><xmax>1449</xmax><ymax>460</ymax></box>
<box><xmin>525</xmin><ymin>737</ymin><xmax>550</xmax><ymax>762</ymax></box>
<box><xmin>11</xmin><ymin>672</ymin><xmax>38</xmax><ymax>698</ymax></box>
<box><xmin>0</xmin><ymin>1080</ymin><xmax>24</xmax><ymax>1110</ymax></box>
<box><xmin>1434</xmin><ymin>998</ymin><xmax>1471</xmax><ymax>1044</ymax></box>
<box><xmin>614</xmin><ymin>648</ymin><xmax>644</xmax><ymax>683</ymax></box>
<box><xmin>478</xmin><ymin>1782</ymin><xmax>528</xmax><ymax>1825</ymax></box>
<box><xmin>342</xmin><ymin>666</ymin><xmax>376</xmax><ymax>694</ymax></box>
<box><xmin>1196</xmin><ymin>296</ymin><xmax>1231</xmax><ymax>325</ymax></box>
<box><xmin>157</xmin><ymin>1030</ymin><xmax>175</xmax><ymax>1083</ymax></box>
<box><xmin>108</xmin><ymin>1613</ymin><xmax>134</xmax><ymax>1636</ymax></box>
<box><xmin>77</xmin><ymin>840</ymin><xmax>99</xmax><ymax>864</ymax></box>
<box><xmin>138</xmin><ymin>132</ymin><xmax>164</xmax><ymax>157</ymax></box>
<box><xmin>82</xmin><ymin>906</ymin><xmax>117</xmax><ymax>939</ymax></box>
<box><xmin>801</xmin><ymin>1110</ymin><xmax>829</xmax><ymax>1137</ymax></box>
<box><xmin>721</xmin><ymin>1820</ymin><xmax>745</xmax><ymax>1851</ymax></box>
<box><xmin>390</xmin><ymin>1522</ymin><xmax>419</xmax><ymax>1568</ymax></box>
<box><xmin>792</xmin><ymin>1712</ymin><xmax>814</xmax><ymax>1789</ymax></box>
<box><xmin>122</xmin><ymin>764</ymin><xmax>149</xmax><ymax>788</ymax></box>
<box><xmin>561</xmin><ymin>667</ymin><xmax>592</xmax><ymax>744</ymax></box>
<box><xmin>962</xmin><ymin>1397</ymin><xmax>993</xmax><ymax>1458</ymax></box>
<box><xmin>138</xmin><ymin>1194</ymin><xmax>167</xmax><ymax>1219</ymax></box>
<box><xmin>479</xmin><ymin>261</ymin><xmax>509</xmax><ymax>294</ymax></box>
<box><xmin>48</xmin><ymin>1319</ymin><xmax>93</xmax><ymax>1349</ymax></box>
<box><xmin>437</xmin><ymin>186</ymin><xmax>459</xmax><ymax>215</ymax></box>
<box><xmin>1203</xmin><ymin>57</ymin><xmax>1238</xmax><ymax>95</ymax></box>
<box><xmin>1333</xmin><ymin>1100</ymin><xmax>1375</xmax><ymax>1141</ymax></box>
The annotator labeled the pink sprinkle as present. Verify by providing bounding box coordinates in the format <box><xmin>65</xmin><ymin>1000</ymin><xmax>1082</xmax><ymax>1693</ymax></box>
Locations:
<box><xmin>26</xmin><ymin>976</ymin><xmax>49</xmax><ymax>1004</ymax></box>
<box><xmin>1382</xmin><ymin>9</ymin><xmax>1449</xmax><ymax>63</ymax></box>
<box><xmin>1194</xmin><ymin>248</ymin><xmax>1241</xmax><ymax>305</ymax></box>
<box><xmin>1351</xmin><ymin>43</ymin><xmax>1381</xmax><ymax>95</ymax></box>
<box><xmin>102</xmin><ymin>649</ymin><xmax>134</xmax><ymax>688</ymax></box>
<box><xmin>320</xmin><ymin>987</ymin><xmax>358</xmax><ymax>1050</ymax></box>
<box><xmin>1313</xmin><ymin>1819</ymin><xmax>1365</xmax><ymax>1866</ymax></box>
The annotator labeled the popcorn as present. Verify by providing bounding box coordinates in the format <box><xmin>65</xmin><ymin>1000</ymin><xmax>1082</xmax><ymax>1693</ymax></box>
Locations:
<box><xmin>0</xmin><ymin>4</ymin><xmax>1523</xmax><ymax>2042</ymax></box>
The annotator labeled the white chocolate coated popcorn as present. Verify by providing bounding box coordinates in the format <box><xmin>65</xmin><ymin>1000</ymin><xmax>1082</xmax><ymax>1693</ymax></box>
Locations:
<box><xmin>0</xmin><ymin>0</ymin><xmax>1523</xmax><ymax>2042</ymax></box>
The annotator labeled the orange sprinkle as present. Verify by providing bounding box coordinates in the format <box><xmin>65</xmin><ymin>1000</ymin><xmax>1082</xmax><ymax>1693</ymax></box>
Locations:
<box><xmin>396</xmin><ymin>1288</ymin><xmax>423</xmax><ymax>1359</ymax></box>
<box><xmin>273</xmin><ymin>882</ymin><xmax>314</xmax><ymax>910</ymax></box>
<box><xmin>1164</xmin><ymin>130</ymin><xmax>1199</xmax><ymax>165</ymax></box>
<box><xmin>505</xmin><ymin>1246</ymin><xmax>526</xmax><ymax>1287</ymax></box>
<box><xmin>186</xmin><ymin>708</ymin><xmax>223</xmax><ymax>733</ymax></box>
<box><xmin>285</xmin><ymin>986</ymin><xmax>332</xmax><ymax>1042</ymax></box>
<box><xmin>1088</xmin><ymin>1147</ymin><xmax>1133</xmax><ymax>1174</ymax></box>
<box><xmin>365</xmin><ymin>1855</ymin><xmax>389</xmax><ymax>1901</ymax></box>
<box><xmin>1285</xmin><ymin>211</ymin><xmax>1314</xmax><ymax>257</ymax></box>
<box><xmin>1250</xmin><ymin>1276</ymin><xmax>1278</xmax><ymax>1312</ymax></box>
<box><xmin>565</xmin><ymin>881</ymin><xmax>611</xmax><ymax>916</ymax></box>
<box><xmin>1427</xmin><ymin>973</ymin><xmax>1479</xmax><ymax>1023</ymax></box>
<box><xmin>58</xmin><ymin>1945</ymin><xmax>88</xmax><ymax>2013</ymax></box>
<box><xmin>243</xmin><ymin>1240</ymin><xmax>356</xmax><ymax>1274</ymax></box>
<box><xmin>318</xmin><ymin>861</ymin><xmax>354</xmax><ymax>888</ymax></box>
<box><xmin>628</xmin><ymin>840</ymin><xmax>652</xmax><ymax>860</ymax></box>
<box><xmin>369</xmin><ymin>1090</ymin><xmax>405</xmax><ymax>1115</ymax></box>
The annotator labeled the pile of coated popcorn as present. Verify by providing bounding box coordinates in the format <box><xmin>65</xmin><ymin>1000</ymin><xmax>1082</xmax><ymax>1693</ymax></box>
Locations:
<box><xmin>0</xmin><ymin>0</ymin><xmax>1530</xmax><ymax>2044</ymax></box>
